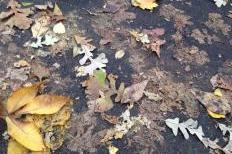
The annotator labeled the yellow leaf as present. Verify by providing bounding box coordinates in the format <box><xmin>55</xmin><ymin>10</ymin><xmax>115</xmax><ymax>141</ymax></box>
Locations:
<box><xmin>16</xmin><ymin>95</ymin><xmax>70</xmax><ymax>115</ymax></box>
<box><xmin>8</xmin><ymin>139</ymin><xmax>28</xmax><ymax>154</ymax></box>
<box><xmin>131</xmin><ymin>0</ymin><xmax>158</xmax><ymax>10</ymax></box>
<box><xmin>6</xmin><ymin>83</ymin><xmax>42</xmax><ymax>114</ymax></box>
<box><xmin>53</xmin><ymin>3</ymin><xmax>63</xmax><ymax>16</ymax></box>
<box><xmin>214</xmin><ymin>88</ymin><xmax>223</xmax><ymax>97</ymax></box>
<box><xmin>6</xmin><ymin>117</ymin><xmax>45</xmax><ymax>151</ymax></box>
<box><xmin>207</xmin><ymin>110</ymin><xmax>225</xmax><ymax>119</ymax></box>
<box><xmin>108</xmin><ymin>145</ymin><xmax>119</xmax><ymax>154</ymax></box>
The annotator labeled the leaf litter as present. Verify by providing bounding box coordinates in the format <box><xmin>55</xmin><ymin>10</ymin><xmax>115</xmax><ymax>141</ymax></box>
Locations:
<box><xmin>1</xmin><ymin>0</ymin><xmax>232</xmax><ymax>153</ymax></box>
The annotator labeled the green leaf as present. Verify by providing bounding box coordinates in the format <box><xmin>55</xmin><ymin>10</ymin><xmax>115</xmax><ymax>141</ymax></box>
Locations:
<box><xmin>94</xmin><ymin>70</ymin><xmax>106</xmax><ymax>86</ymax></box>
<box><xmin>21</xmin><ymin>2</ymin><xmax>33</xmax><ymax>7</ymax></box>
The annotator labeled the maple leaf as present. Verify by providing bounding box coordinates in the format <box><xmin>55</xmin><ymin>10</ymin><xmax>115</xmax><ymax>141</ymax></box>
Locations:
<box><xmin>0</xmin><ymin>0</ymin><xmax>33</xmax><ymax>29</ymax></box>
<box><xmin>131</xmin><ymin>0</ymin><xmax>158</xmax><ymax>10</ymax></box>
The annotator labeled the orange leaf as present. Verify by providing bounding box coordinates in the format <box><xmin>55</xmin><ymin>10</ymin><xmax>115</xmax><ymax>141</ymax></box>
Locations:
<box><xmin>16</xmin><ymin>95</ymin><xmax>70</xmax><ymax>115</ymax></box>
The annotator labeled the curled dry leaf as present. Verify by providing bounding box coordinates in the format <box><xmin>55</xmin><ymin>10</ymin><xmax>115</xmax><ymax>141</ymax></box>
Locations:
<box><xmin>0</xmin><ymin>0</ymin><xmax>33</xmax><ymax>29</ymax></box>
<box><xmin>6</xmin><ymin>82</ymin><xmax>42</xmax><ymax>114</ymax></box>
<box><xmin>6</xmin><ymin>117</ymin><xmax>45</xmax><ymax>151</ymax></box>
<box><xmin>8</xmin><ymin>139</ymin><xmax>28</xmax><ymax>154</ymax></box>
<box><xmin>16</xmin><ymin>95</ymin><xmax>70</xmax><ymax>115</ymax></box>
<box><xmin>121</xmin><ymin>80</ymin><xmax>148</xmax><ymax>103</ymax></box>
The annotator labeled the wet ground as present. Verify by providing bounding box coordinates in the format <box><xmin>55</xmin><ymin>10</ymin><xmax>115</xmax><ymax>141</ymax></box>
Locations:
<box><xmin>0</xmin><ymin>0</ymin><xmax>232</xmax><ymax>153</ymax></box>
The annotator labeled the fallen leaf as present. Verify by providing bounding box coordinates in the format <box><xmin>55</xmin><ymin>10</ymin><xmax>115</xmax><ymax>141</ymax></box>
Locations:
<box><xmin>8</xmin><ymin>139</ymin><xmax>29</xmax><ymax>154</ymax></box>
<box><xmin>82</xmin><ymin>70</ymin><xmax>107</xmax><ymax>100</ymax></box>
<box><xmin>130</xmin><ymin>30</ymin><xmax>150</xmax><ymax>44</ymax></box>
<box><xmin>131</xmin><ymin>0</ymin><xmax>158</xmax><ymax>10</ymax></box>
<box><xmin>207</xmin><ymin>110</ymin><xmax>225</xmax><ymax>119</ymax></box>
<box><xmin>108</xmin><ymin>145</ymin><xmax>119</xmax><ymax>154</ymax></box>
<box><xmin>76</xmin><ymin>53</ymin><xmax>108</xmax><ymax>76</ymax></box>
<box><xmin>6</xmin><ymin>117</ymin><xmax>45</xmax><ymax>151</ymax></box>
<box><xmin>13</xmin><ymin>60</ymin><xmax>30</xmax><ymax>68</ymax></box>
<box><xmin>53</xmin><ymin>3</ymin><xmax>63</xmax><ymax>16</ymax></box>
<box><xmin>210</xmin><ymin>73</ymin><xmax>232</xmax><ymax>91</ymax></box>
<box><xmin>21</xmin><ymin>2</ymin><xmax>33</xmax><ymax>7</ymax></box>
<box><xmin>198</xmin><ymin>92</ymin><xmax>231</xmax><ymax>118</ymax></box>
<box><xmin>115</xmin><ymin>50</ymin><xmax>125</xmax><ymax>59</ymax></box>
<box><xmin>31</xmin><ymin>63</ymin><xmax>50</xmax><ymax>81</ymax></box>
<box><xmin>6</xmin><ymin>82</ymin><xmax>42</xmax><ymax>114</ymax></box>
<box><xmin>214</xmin><ymin>0</ymin><xmax>228</xmax><ymax>7</ymax></box>
<box><xmin>16</xmin><ymin>95</ymin><xmax>70</xmax><ymax>115</ymax></box>
<box><xmin>0</xmin><ymin>0</ymin><xmax>33</xmax><ymax>29</ymax></box>
<box><xmin>214</xmin><ymin>88</ymin><xmax>223</xmax><ymax>97</ymax></box>
<box><xmin>165</xmin><ymin>118</ymin><xmax>204</xmax><ymax>141</ymax></box>
<box><xmin>121</xmin><ymin>80</ymin><xmax>148</xmax><ymax>103</ymax></box>
<box><xmin>101</xmin><ymin>113</ymin><xmax>119</xmax><ymax>124</ymax></box>
<box><xmin>31</xmin><ymin>35</ymin><xmax>59</xmax><ymax>48</ymax></box>
<box><xmin>31</xmin><ymin>15</ymin><xmax>50</xmax><ymax>37</ymax></box>
<box><xmin>53</xmin><ymin>22</ymin><xmax>66</xmax><ymax>34</ymax></box>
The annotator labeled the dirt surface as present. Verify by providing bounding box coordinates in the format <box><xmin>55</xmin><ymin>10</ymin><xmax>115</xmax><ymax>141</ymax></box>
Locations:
<box><xmin>0</xmin><ymin>0</ymin><xmax>232</xmax><ymax>154</ymax></box>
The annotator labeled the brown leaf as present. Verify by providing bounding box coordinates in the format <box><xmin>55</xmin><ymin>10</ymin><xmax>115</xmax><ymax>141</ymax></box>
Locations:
<box><xmin>16</xmin><ymin>95</ymin><xmax>70</xmax><ymax>115</ymax></box>
<box><xmin>6</xmin><ymin>117</ymin><xmax>45</xmax><ymax>151</ymax></box>
<box><xmin>101</xmin><ymin>113</ymin><xmax>119</xmax><ymax>124</ymax></box>
<box><xmin>121</xmin><ymin>80</ymin><xmax>148</xmax><ymax>103</ymax></box>
<box><xmin>6</xmin><ymin>82</ymin><xmax>42</xmax><ymax>114</ymax></box>
<box><xmin>210</xmin><ymin>73</ymin><xmax>232</xmax><ymax>91</ymax></box>
<box><xmin>0</xmin><ymin>0</ymin><xmax>33</xmax><ymax>29</ymax></box>
<box><xmin>31</xmin><ymin>63</ymin><xmax>50</xmax><ymax>81</ymax></box>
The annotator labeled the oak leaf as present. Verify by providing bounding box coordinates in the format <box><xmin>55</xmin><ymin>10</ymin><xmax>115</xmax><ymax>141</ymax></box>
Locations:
<box><xmin>0</xmin><ymin>0</ymin><xmax>33</xmax><ymax>29</ymax></box>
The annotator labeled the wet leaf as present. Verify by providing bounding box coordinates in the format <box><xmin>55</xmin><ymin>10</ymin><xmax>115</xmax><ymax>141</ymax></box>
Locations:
<box><xmin>8</xmin><ymin>139</ymin><xmax>29</xmax><ymax>154</ymax></box>
<box><xmin>0</xmin><ymin>0</ymin><xmax>33</xmax><ymax>29</ymax></box>
<box><xmin>6</xmin><ymin>117</ymin><xmax>45</xmax><ymax>151</ymax></box>
<box><xmin>6</xmin><ymin>82</ymin><xmax>42</xmax><ymax>114</ymax></box>
<box><xmin>16</xmin><ymin>95</ymin><xmax>70</xmax><ymax>115</ymax></box>
<box><xmin>121</xmin><ymin>80</ymin><xmax>148</xmax><ymax>103</ymax></box>
<box><xmin>131</xmin><ymin>0</ymin><xmax>158</xmax><ymax>10</ymax></box>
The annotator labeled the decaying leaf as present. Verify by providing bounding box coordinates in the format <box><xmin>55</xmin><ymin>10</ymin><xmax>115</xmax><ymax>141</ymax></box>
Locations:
<box><xmin>0</xmin><ymin>0</ymin><xmax>33</xmax><ymax>29</ymax></box>
<box><xmin>16</xmin><ymin>95</ymin><xmax>70</xmax><ymax>115</ymax></box>
<box><xmin>31</xmin><ymin>15</ymin><xmax>51</xmax><ymax>37</ymax></box>
<box><xmin>210</xmin><ymin>73</ymin><xmax>232</xmax><ymax>91</ymax></box>
<box><xmin>31</xmin><ymin>63</ymin><xmax>50</xmax><ymax>81</ymax></box>
<box><xmin>198</xmin><ymin>92</ymin><xmax>231</xmax><ymax>118</ymax></box>
<box><xmin>101</xmin><ymin>113</ymin><xmax>119</xmax><ymax>125</ymax></box>
<box><xmin>101</xmin><ymin>108</ymin><xmax>150</xmax><ymax>142</ymax></box>
<box><xmin>6</xmin><ymin>82</ymin><xmax>42</xmax><ymax>114</ymax></box>
<box><xmin>8</xmin><ymin>139</ymin><xmax>29</xmax><ymax>154</ymax></box>
<box><xmin>6</xmin><ymin>117</ymin><xmax>45</xmax><ymax>151</ymax></box>
<box><xmin>131</xmin><ymin>0</ymin><xmax>158</xmax><ymax>10</ymax></box>
<box><xmin>121</xmin><ymin>80</ymin><xmax>148</xmax><ymax>103</ymax></box>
